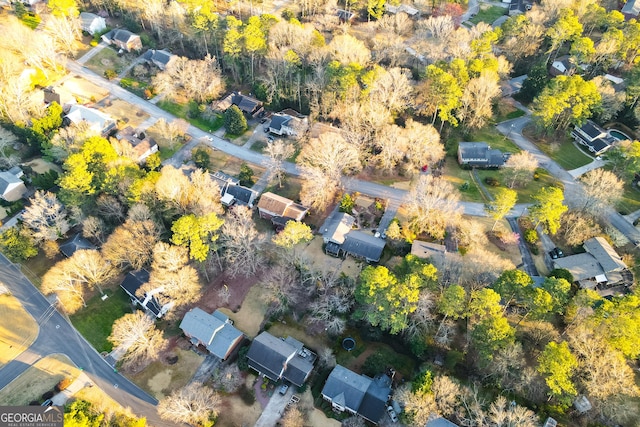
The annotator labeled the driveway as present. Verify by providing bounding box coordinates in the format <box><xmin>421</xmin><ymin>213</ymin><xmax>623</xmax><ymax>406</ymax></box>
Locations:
<box><xmin>0</xmin><ymin>254</ymin><xmax>173</xmax><ymax>427</ymax></box>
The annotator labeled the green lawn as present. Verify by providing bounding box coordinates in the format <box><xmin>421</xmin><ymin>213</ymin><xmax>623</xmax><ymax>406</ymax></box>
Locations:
<box><xmin>159</xmin><ymin>146</ymin><xmax>179</xmax><ymax>160</ymax></box>
<box><xmin>476</xmin><ymin>167</ymin><xmax>561</xmax><ymax>203</ymax></box>
<box><xmin>443</xmin><ymin>157</ymin><xmax>485</xmax><ymax>202</ymax></box>
<box><xmin>469</xmin><ymin>5</ymin><xmax>506</xmax><ymax>25</ymax></box>
<box><xmin>157</xmin><ymin>100</ymin><xmax>224</xmax><ymax>132</ymax></box>
<box><xmin>617</xmin><ymin>182</ymin><xmax>640</xmax><ymax>215</ymax></box>
<box><xmin>84</xmin><ymin>48</ymin><xmax>132</xmax><ymax>76</ymax></box>
<box><xmin>536</xmin><ymin>141</ymin><xmax>592</xmax><ymax>170</ymax></box>
<box><xmin>70</xmin><ymin>289</ymin><xmax>131</xmax><ymax>353</ymax></box>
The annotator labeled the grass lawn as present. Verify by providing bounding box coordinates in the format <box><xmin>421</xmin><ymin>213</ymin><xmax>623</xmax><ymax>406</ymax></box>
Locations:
<box><xmin>157</xmin><ymin>100</ymin><xmax>224</xmax><ymax>132</ymax></box>
<box><xmin>20</xmin><ymin>252</ymin><xmax>58</xmax><ymax>287</ymax></box>
<box><xmin>84</xmin><ymin>48</ymin><xmax>132</xmax><ymax>76</ymax></box>
<box><xmin>469</xmin><ymin>5</ymin><xmax>506</xmax><ymax>25</ymax></box>
<box><xmin>617</xmin><ymin>182</ymin><xmax>640</xmax><ymax>215</ymax></box>
<box><xmin>493</xmin><ymin>102</ymin><xmax>526</xmax><ymax>124</ymax></box>
<box><xmin>219</xmin><ymin>286</ymin><xmax>270</xmax><ymax>339</ymax></box>
<box><xmin>442</xmin><ymin>157</ymin><xmax>485</xmax><ymax>203</ymax></box>
<box><xmin>0</xmin><ymin>354</ymin><xmax>80</xmax><ymax>406</ymax></box>
<box><xmin>70</xmin><ymin>289</ymin><xmax>131</xmax><ymax>353</ymax></box>
<box><xmin>476</xmin><ymin>167</ymin><xmax>561</xmax><ymax>203</ymax></box>
<box><xmin>264</xmin><ymin>175</ymin><xmax>303</xmax><ymax>201</ymax></box>
<box><xmin>126</xmin><ymin>349</ymin><xmax>202</xmax><ymax>399</ymax></box>
<box><xmin>0</xmin><ymin>294</ymin><xmax>38</xmax><ymax>367</ymax></box>
<box><xmin>522</xmin><ymin>126</ymin><xmax>592</xmax><ymax>170</ymax></box>
<box><xmin>158</xmin><ymin>146</ymin><xmax>179</xmax><ymax>160</ymax></box>
<box><xmin>101</xmin><ymin>99</ymin><xmax>149</xmax><ymax>128</ymax></box>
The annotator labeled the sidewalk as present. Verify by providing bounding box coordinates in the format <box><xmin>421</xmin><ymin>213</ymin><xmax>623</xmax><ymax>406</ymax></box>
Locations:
<box><xmin>51</xmin><ymin>372</ymin><xmax>93</xmax><ymax>406</ymax></box>
<box><xmin>77</xmin><ymin>42</ymin><xmax>108</xmax><ymax>65</ymax></box>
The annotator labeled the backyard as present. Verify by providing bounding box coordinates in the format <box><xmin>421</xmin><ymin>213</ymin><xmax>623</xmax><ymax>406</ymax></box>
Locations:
<box><xmin>469</xmin><ymin>5</ymin><xmax>507</xmax><ymax>25</ymax></box>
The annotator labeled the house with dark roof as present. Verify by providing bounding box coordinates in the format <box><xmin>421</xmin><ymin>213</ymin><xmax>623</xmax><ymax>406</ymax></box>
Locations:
<box><xmin>321</xmin><ymin>212</ymin><xmax>385</xmax><ymax>262</ymax></box>
<box><xmin>622</xmin><ymin>0</ymin><xmax>640</xmax><ymax>19</ymax></box>
<box><xmin>268</xmin><ymin>110</ymin><xmax>308</xmax><ymax>136</ymax></box>
<box><xmin>509</xmin><ymin>0</ymin><xmax>532</xmax><ymax>15</ymax></box>
<box><xmin>210</xmin><ymin>171</ymin><xmax>258</xmax><ymax>207</ymax></box>
<box><xmin>457</xmin><ymin>142</ymin><xmax>508</xmax><ymax>168</ymax></box>
<box><xmin>59</xmin><ymin>234</ymin><xmax>96</xmax><ymax>258</ymax></box>
<box><xmin>426</xmin><ymin>417</ymin><xmax>460</xmax><ymax>427</ymax></box>
<box><xmin>43</xmin><ymin>87</ymin><xmax>61</xmax><ymax>105</ymax></box>
<box><xmin>80</xmin><ymin>12</ymin><xmax>106</xmax><ymax>35</ymax></box>
<box><xmin>553</xmin><ymin>237</ymin><xmax>632</xmax><ymax>294</ymax></box>
<box><xmin>246</xmin><ymin>332</ymin><xmax>316</xmax><ymax>387</ymax></box>
<box><xmin>180</xmin><ymin>308</ymin><xmax>244</xmax><ymax>360</ymax></box>
<box><xmin>321</xmin><ymin>365</ymin><xmax>392</xmax><ymax>425</ymax></box>
<box><xmin>549</xmin><ymin>55</ymin><xmax>574</xmax><ymax>77</ymax></box>
<box><xmin>102</xmin><ymin>29</ymin><xmax>142</xmax><ymax>52</ymax></box>
<box><xmin>65</xmin><ymin>105</ymin><xmax>116</xmax><ymax>137</ymax></box>
<box><xmin>571</xmin><ymin>120</ymin><xmax>617</xmax><ymax>156</ymax></box>
<box><xmin>142</xmin><ymin>49</ymin><xmax>178</xmax><ymax>71</ymax></box>
<box><xmin>213</xmin><ymin>92</ymin><xmax>264</xmax><ymax>118</ymax></box>
<box><xmin>337</xmin><ymin>9</ymin><xmax>355</xmax><ymax>22</ymax></box>
<box><xmin>0</xmin><ymin>169</ymin><xmax>27</xmax><ymax>202</ymax></box>
<box><xmin>341</xmin><ymin>231</ymin><xmax>386</xmax><ymax>263</ymax></box>
<box><xmin>115</xmin><ymin>126</ymin><xmax>159</xmax><ymax>163</ymax></box>
<box><xmin>120</xmin><ymin>270</ymin><xmax>173</xmax><ymax>318</ymax></box>
<box><xmin>257</xmin><ymin>192</ymin><xmax>308</xmax><ymax>224</ymax></box>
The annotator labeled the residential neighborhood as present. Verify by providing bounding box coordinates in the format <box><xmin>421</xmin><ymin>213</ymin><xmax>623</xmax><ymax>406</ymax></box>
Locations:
<box><xmin>0</xmin><ymin>0</ymin><xmax>639</xmax><ymax>427</ymax></box>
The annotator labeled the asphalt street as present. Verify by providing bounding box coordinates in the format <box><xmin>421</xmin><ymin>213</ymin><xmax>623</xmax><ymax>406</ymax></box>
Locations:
<box><xmin>0</xmin><ymin>254</ymin><xmax>172</xmax><ymax>427</ymax></box>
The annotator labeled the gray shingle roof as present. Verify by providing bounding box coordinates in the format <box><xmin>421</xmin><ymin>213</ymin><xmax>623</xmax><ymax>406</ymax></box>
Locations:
<box><xmin>269</xmin><ymin>114</ymin><xmax>291</xmax><ymax>132</ymax></box>
<box><xmin>247</xmin><ymin>332</ymin><xmax>314</xmax><ymax>386</ymax></box>
<box><xmin>322</xmin><ymin>212</ymin><xmax>355</xmax><ymax>244</ymax></box>
<box><xmin>180</xmin><ymin>308</ymin><xmax>243</xmax><ymax>359</ymax></box>
<box><xmin>59</xmin><ymin>234</ymin><xmax>96</xmax><ymax>258</ymax></box>
<box><xmin>341</xmin><ymin>230</ymin><xmax>386</xmax><ymax>262</ymax></box>
<box><xmin>321</xmin><ymin>365</ymin><xmax>369</xmax><ymax>412</ymax></box>
<box><xmin>583</xmin><ymin>237</ymin><xmax>627</xmax><ymax>272</ymax></box>
<box><xmin>553</xmin><ymin>253</ymin><xmax>604</xmax><ymax>281</ymax></box>
<box><xmin>622</xmin><ymin>0</ymin><xmax>640</xmax><ymax>15</ymax></box>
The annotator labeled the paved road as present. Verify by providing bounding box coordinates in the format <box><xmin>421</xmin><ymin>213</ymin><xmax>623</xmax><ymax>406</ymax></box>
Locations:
<box><xmin>507</xmin><ymin>217</ymin><xmax>538</xmax><ymax>277</ymax></box>
<box><xmin>0</xmin><ymin>254</ymin><xmax>171</xmax><ymax>427</ymax></box>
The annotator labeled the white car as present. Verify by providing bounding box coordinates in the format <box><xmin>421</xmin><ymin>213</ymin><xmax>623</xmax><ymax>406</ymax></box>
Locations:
<box><xmin>387</xmin><ymin>406</ymin><xmax>398</xmax><ymax>423</ymax></box>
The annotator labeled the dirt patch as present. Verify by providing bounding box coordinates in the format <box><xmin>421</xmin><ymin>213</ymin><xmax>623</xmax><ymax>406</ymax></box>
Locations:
<box><xmin>300</xmin><ymin>388</ymin><xmax>341</xmax><ymax>427</ymax></box>
<box><xmin>125</xmin><ymin>349</ymin><xmax>202</xmax><ymax>399</ymax></box>
<box><xmin>23</xmin><ymin>159</ymin><xmax>62</xmax><ymax>174</ymax></box>
<box><xmin>0</xmin><ymin>294</ymin><xmax>38</xmax><ymax>367</ymax></box>
<box><xmin>101</xmin><ymin>99</ymin><xmax>150</xmax><ymax>128</ymax></box>
<box><xmin>0</xmin><ymin>354</ymin><xmax>80</xmax><ymax>406</ymax></box>
<box><xmin>216</xmin><ymin>374</ymin><xmax>263</xmax><ymax>427</ymax></box>
<box><xmin>199</xmin><ymin>270</ymin><xmax>265</xmax><ymax>314</ymax></box>
<box><xmin>54</xmin><ymin>75</ymin><xmax>109</xmax><ymax>105</ymax></box>
<box><xmin>267</xmin><ymin>319</ymin><xmax>331</xmax><ymax>354</ymax></box>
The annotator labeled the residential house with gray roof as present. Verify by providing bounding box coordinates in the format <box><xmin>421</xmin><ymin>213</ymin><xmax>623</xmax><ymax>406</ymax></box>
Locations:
<box><xmin>0</xmin><ymin>168</ymin><xmax>26</xmax><ymax>202</ymax></box>
<box><xmin>571</xmin><ymin>120</ymin><xmax>617</xmax><ymax>156</ymax></box>
<box><xmin>142</xmin><ymin>49</ymin><xmax>178</xmax><ymax>71</ymax></box>
<box><xmin>120</xmin><ymin>270</ymin><xmax>173</xmax><ymax>318</ymax></box>
<box><xmin>622</xmin><ymin>0</ymin><xmax>640</xmax><ymax>19</ymax></box>
<box><xmin>180</xmin><ymin>308</ymin><xmax>243</xmax><ymax>360</ymax></box>
<box><xmin>457</xmin><ymin>142</ymin><xmax>508</xmax><ymax>168</ymax></box>
<box><xmin>102</xmin><ymin>29</ymin><xmax>142</xmax><ymax>52</ymax></box>
<box><xmin>80</xmin><ymin>12</ymin><xmax>106</xmax><ymax>35</ymax></box>
<box><xmin>59</xmin><ymin>234</ymin><xmax>96</xmax><ymax>258</ymax></box>
<box><xmin>321</xmin><ymin>364</ymin><xmax>392</xmax><ymax>425</ymax></box>
<box><xmin>246</xmin><ymin>332</ymin><xmax>316</xmax><ymax>387</ymax></box>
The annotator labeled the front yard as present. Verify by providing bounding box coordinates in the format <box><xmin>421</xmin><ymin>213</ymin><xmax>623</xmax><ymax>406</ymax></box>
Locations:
<box><xmin>157</xmin><ymin>100</ymin><xmax>224</xmax><ymax>133</ymax></box>
<box><xmin>84</xmin><ymin>47</ymin><xmax>137</xmax><ymax>77</ymax></box>
<box><xmin>522</xmin><ymin>126</ymin><xmax>592</xmax><ymax>170</ymax></box>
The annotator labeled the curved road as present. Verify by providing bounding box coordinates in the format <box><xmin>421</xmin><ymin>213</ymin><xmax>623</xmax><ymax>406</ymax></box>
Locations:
<box><xmin>0</xmin><ymin>254</ymin><xmax>172</xmax><ymax>427</ymax></box>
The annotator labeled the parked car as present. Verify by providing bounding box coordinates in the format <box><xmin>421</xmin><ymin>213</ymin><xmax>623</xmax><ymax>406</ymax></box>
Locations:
<box><xmin>260</xmin><ymin>118</ymin><xmax>268</xmax><ymax>124</ymax></box>
<box><xmin>549</xmin><ymin>247</ymin><xmax>564</xmax><ymax>259</ymax></box>
<box><xmin>41</xmin><ymin>399</ymin><xmax>53</xmax><ymax>406</ymax></box>
<box><xmin>387</xmin><ymin>406</ymin><xmax>398</xmax><ymax>423</ymax></box>
<box><xmin>264</xmin><ymin>127</ymin><xmax>270</xmax><ymax>133</ymax></box>
<box><xmin>279</xmin><ymin>384</ymin><xmax>289</xmax><ymax>395</ymax></box>
<box><xmin>267</xmin><ymin>136</ymin><xmax>275</xmax><ymax>143</ymax></box>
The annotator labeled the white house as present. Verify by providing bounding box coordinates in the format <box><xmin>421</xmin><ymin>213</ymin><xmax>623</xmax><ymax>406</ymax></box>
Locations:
<box><xmin>0</xmin><ymin>167</ymin><xmax>27</xmax><ymax>202</ymax></box>
<box><xmin>80</xmin><ymin>12</ymin><xmax>106</xmax><ymax>36</ymax></box>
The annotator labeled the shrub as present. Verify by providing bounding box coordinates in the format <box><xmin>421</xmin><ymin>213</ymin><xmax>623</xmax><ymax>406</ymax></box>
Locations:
<box><xmin>55</xmin><ymin>377</ymin><xmax>73</xmax><ymax>392</ymax></box>
<box><xmin>485</xmin><ymin>176</ymin><xmax>500</xmax><ymax>187</ymax></box>
<box><xmin>237</xmin><ymin>346</ymin><xmax>249</xmax><ymax>371</ymax></box>
<box><xmin>459</xmin><ymin>181</ymin><xmax>470</xmax><ymax>191</ymax></box>
<box><xmin>549</xmin><ymin>268</ymin><xmax>573</xmax><ymax>283</ymax></box>
<box><xmin>90</xmin><ymin>40</ymin><xmax>98</xmax><ymax>47</ymax></box>
<box><xmin>238</xmin><ymin>162</ymin><xmax>254</xmax><ymax>187</ymax></box>
<box><xmin>238</xmin><ymin>384</ymin><xmax>255</xmax><ymax>405</ymax></box>
<box><xmin>339</xmin><ymin>193</ymin><xmax>355</xmax><ymax>213</ymax></box>
<box><xmin>524</xmin><ymin>229</ymin><xmax>538</xmax><ymax>244</ymax></box>
<box><xmin>104</xmin><ymin>69</ymin><xmax>117</xmax><ymax>80</ymax></box>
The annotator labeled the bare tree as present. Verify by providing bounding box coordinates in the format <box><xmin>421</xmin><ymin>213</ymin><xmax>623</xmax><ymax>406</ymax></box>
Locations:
<box><xmin>221</xmin><ymin>206</ymin><xmax>266</xmax><ymax>278</ymax></box>
<box><xmin>44</xmin><ymin>15</ymin><xmax>82</xmax><ymax>56</ymax></box>
<box><xmin>41</xmin><ymin>264</ymin><xmax>87</xmax><ymax>314</ymax></box>
<box><xmin>210</xmin><ymin>364</ymin><xmax>243</xmax><ymax>393</ymax></box>
<box><xmin>579</xmin><ymin>168</ymin><xmax>624</xmax><ymax>214</ymax></box>
<box><xmin>395</xmin><ymin>383</ymin><xmax>438</xmax><ymax>427</ymax></box>
<box><xmin>68</xmin><ymin>249</ymin><xmax>117</xmax><ymax>294</ymax></box>
<box><xmin>487</xmin><ymin>396</ymin><xmax>537</xmax><ymax>427</ymax></box>
<box><xmin>261</xmin><ymin>263</ymin><xmax>301</xmax><ymax>316</ymax></box>
<box><xmin>281</xmin><ymin>406</ymin><xmax>305</xmax><ymax>427</ymax></box>
<box><xmin>559</xmin><ymin>210</ymin><xmax>602</xmax><ymax>246</ymax></box>
<box><xmin>0</xmin><ymin>126</ymin><xmax>18</xmax><ymax>162</ymax></box>
<box><xmin>406</xmin><ymin>175</ymin><xmax>461</xmax><ymax>239</ymax></box>
<box><xmin>109</xmin><ymin>311</ymin><xmax>167</xmax><ymax>369</ymax></box>
<box><xmin>95</xmin><ymin>194</ymin><xmax>126</xmax><ymax>223</ymax></box>
<box><xmin>155</xmin><ymin>166</ymin><xmax>222</xmax><ymax>216</ymax></box>
<box><xmin>327</xmin><ymin>33</ymin><xmax>371</xmax><ymax>65</ymax></box>
<box><xmin>82</xmin><ymin>216</ymin><xmax>106</xmax><ymax>244</ymax></box>
<box><xmin>152</xmin><ymin>55</ymin><xmax>225</xmax><ymax>103</ymax></box>
<box><xmin>317</xmin><ymin>347</ymin><xmax>337</xmax><ymax>369</ymax></box>
<box><xmin>158</xmin><ymin>383</ymin><xmax>221</xmax><ymax>427</ymax></box>
<box><xmin>367</xmin><ymin>67</ymin><xmax>413</xmax><ymax>114</ymax></box>
<box><xmin>264</xmin><ymin>139</ymin><xmax>295</xmax><ymax>188</ymax></box>
<box><xmin>22</xmin><ymin>191</ymin><xmax>70</xmax><ymax>244</ymax></box>
<box><xmin>403</xmin><ymin>119</ymin><xmax>445</xmax><ymax>172</ymax></box>
<box><xmin>502</xmin><ymin>151</ymin><xmax>539</xmax><ymax>188</ymax></box>
<box><xmin>154</xmin><ymin>119</ymin><xmax>188</xmax><ymax>149</ymax></box>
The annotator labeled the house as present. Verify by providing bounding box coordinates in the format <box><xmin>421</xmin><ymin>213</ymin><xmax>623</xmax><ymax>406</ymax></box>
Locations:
<box><xmin>321</xmin><ymin>365</ymin><xmax>392</xmax><ymax>425</ymax></box>
<box><xmin>509</xmin><ymin>0</ymin><xmax>532</xmax><ymax>15</ymax></box>
<box><xmin>337</xmin><ymin>9</ymin><xmax>355</xmax><ymax>22</ymax></box>
<box><xmin>120</xmin><ymin>270</ymin><xmax>173</xmax><ymax>318</ymax></box>
<box><xmin>384</xmin><ymin>2</ymin><xmax>419</xmax><ymax>16</ymax></box>
<box><xmin>0</xmin><ymin>168</ymin><xmax>27</xmax><ymax>202</ymax></box>
<box><xmin>622</xmin><ymin>0</ymin><xmax>640</xmax><ymax>19</ymax></box>
<box><xmin>553</xmin><ymin>237</ymin><xmax>632</xmax><ymax>293</ymax></box>
<box><xmin>571</xmin><ymin>120</ymin><xmax>617</xmax><ymax>156</ymax></box>
<box><xmin>268</xmin><ymin>110</ymin><xmax>308</xmax><ymax>136</ymax></box>
<box><xmin>65</xmin><ymin>105</ymin><xmax>116</xmax><ymax>136</ymax></box>
<box><xmin>102</xmin><ymin>29</ymin><xmax>142</xmax><ymax>52</ymax></box>
<box><xmin>411</xmin><ymin>240</ymin><xmax>448</xmax><ymax>266</ymax></box>
<box><xmin>59</xmin><ymin>234</ymin><xmax>96</xmax><ymax>258</ymax></box>
<box><xmin>211</xmin><ymin>171</ymin><xmax>258</xmax><ymax>207</ymax></box>
<box><xmin>115</xmin><ymin>126</ymin><xmax>159</xmax><ymax>163</ymax></box>
<box><xmin>549</xmin><ymin>55</ymin><xmax>574</xmax><ymax>77</ymax></box>
<box><xmin>80</xmin><ymin>12</ymin><xmax>106</xmax><ymax>35</ymax></box>
<box><xmin>179</xmin><ymin>308</ymin><xmax>244</xmax><ymax>360</ymax></box>
<box><xmin>43</xmin><ymin>87</ymin><xmax>61</xmax><ymax>105</ymax></box>
<box><xmin>257</xmin><ymin>192</ymin><xmax>308</xmax><ymax>224</ymax></box>
<box><xmin>246</xmin><ymin>332</ymin><xmax>316</xmax><ymax>387</ymax></box>
<box><xmin>213</xmin><ymin>92</ymin><xmax>264</xmax><ymax>118</ymax></box>
<box><xmin>457</xmin><ymin>142</ymin><xmax>508</xmax><ymax>168</ymax></box>
<box><xmin>341</xmin><ymin>231</ymin><xmax>386</xmax><ymax>263</ymax></box>
<box><xmin>322</xmin><ymin>212</ymin><xmax>356</xmax><ymax>256</ymax></box>
<box><xmin>142</xmin><ymin>49</ymin><xmax>178</xmax><ymax>71</ymax></box>
<box><xmin>501</xmin><ymin>74</ymin><xmax>527</xmax><ymax>97</ymax></box>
